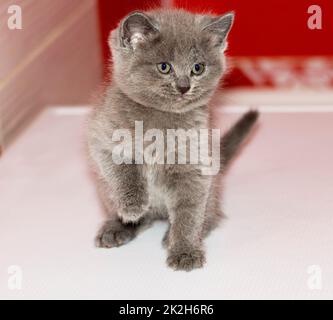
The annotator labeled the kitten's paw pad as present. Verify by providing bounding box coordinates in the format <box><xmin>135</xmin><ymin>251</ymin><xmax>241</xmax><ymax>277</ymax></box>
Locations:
<box><xmin>95</xmin><ymin>222</ymin><xmax>136</xmax><ymax>248</ymax></box>
<box><xmin>167</xmin><ymin>249</ymin><xmax>206</xmax><ymax>271</ymax></box>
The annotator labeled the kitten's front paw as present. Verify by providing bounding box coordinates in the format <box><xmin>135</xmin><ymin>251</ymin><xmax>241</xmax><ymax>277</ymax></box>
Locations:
<box><xmin>167</xmin><ymin>248</ymin><xmax>206</xmax><ymax>272</ymax></box>
<box><xmin>95</xmin><ymin>220</ymin><xmax>137</xmax><ymax>248</ymax></box>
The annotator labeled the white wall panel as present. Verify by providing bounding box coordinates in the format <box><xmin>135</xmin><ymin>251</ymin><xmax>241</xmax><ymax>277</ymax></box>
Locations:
<box><xmin>0</xmin><ymin>0</ymin><xmax>103</xmax><ymax>153</ymax></box>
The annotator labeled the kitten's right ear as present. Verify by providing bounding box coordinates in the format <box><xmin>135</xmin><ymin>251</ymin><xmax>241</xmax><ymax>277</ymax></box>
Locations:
<box><xmin>119</xmin><ymin>11</ymin><xmax>159</xmax><ymax>49</ymax></box>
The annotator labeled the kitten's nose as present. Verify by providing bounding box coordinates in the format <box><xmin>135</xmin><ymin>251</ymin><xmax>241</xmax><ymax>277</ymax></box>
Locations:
<box><xmin>177</xmin><ymin>85</ymin><xmax>191</xmax><ymax>95</ymax></box>
<box><xmin>176</xmin><ymin>77</ymin><xmax>190</xmax><ymax>95</ymax></box>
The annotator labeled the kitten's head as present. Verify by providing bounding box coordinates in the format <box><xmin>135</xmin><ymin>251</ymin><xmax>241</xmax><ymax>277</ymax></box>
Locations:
<box><xmin>110</xmin><ymin>9</ymin><xmax>234</xmax><ymax>113</ymax></box>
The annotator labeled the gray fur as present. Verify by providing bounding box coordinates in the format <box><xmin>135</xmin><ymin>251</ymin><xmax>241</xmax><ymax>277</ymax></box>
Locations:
<box><xmin>88</xmin><ymin>9</ymin><xmax>258</xmax><ymax>271</ymax></box>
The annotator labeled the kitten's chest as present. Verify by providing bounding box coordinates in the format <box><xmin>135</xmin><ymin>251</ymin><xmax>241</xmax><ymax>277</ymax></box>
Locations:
<box><xmin>143</xmin><ymin>165</ymin><xmax>168</xmax><ymax>217</ymax></box>
<box><xmin>136</xmin><ymin>105</ymin><xmax>209</xmax><ymax>131</ymax></box>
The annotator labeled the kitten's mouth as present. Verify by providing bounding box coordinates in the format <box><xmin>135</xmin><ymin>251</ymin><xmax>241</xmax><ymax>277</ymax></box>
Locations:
<box><xmin>176</xmin><ymin>92</ymin><xmax>193</xmax><ymax>101</ymax></box>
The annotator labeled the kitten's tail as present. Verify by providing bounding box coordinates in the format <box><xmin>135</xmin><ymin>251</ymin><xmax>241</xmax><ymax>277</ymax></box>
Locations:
<box><xmin>220</xmin><ymin>110</ymin><xmax>259</xmax><ymax>169</ymax></box>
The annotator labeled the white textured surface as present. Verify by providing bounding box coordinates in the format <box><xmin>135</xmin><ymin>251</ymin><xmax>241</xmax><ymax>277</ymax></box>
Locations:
<box><xmin>1</xmin><ymin>107</ymin><xmax>333</xmax><ymax>300</ymax></box>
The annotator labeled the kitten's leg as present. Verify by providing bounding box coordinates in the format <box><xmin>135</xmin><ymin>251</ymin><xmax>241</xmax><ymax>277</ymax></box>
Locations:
<box><xmin>164</xmin><ymin>191</ymin><xmax>223</xmax><ymax>246</ymax></box>
<box><xmin>201</xmin><ymin>185</ymin><xmax>224</xmax><ymax>238</ymax></box>
<box><xmin>164</xmin><ymin>170</ymin><xmax>210</xmax><ymax>271</ymax></box>
<box><xmin>96</xmin><ymin>216</ymin><xmax>152</xmax><ymax>248</ymax></box>
<box><xmin>109</xmin><ymin>163</ymin><xmax>149</xmax><ymax>223</ymax></box>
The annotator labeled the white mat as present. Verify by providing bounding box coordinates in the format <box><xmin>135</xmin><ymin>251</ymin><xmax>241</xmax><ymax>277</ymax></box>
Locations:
<box><xmin>1</xmin><ymin>106</ymin><xmax>332</xmax><ymax>300</ymax></box>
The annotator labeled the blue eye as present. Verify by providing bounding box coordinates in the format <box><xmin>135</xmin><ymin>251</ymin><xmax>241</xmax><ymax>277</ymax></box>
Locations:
<box><xmin>192</xmin><ymin>63</ymin><xmax>205</xmax><ymax>75</ymax></box>
<box><xmin>157</xmin><ymin>62</ymin><xmax>171</xmax><ymax>74</ymax></box>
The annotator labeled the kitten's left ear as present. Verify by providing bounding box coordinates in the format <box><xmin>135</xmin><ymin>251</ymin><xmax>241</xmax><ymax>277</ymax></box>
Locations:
<box><xmin>202</xmin><ymin>12</ymin><xmax>235</xmax><ymax>50</ymax></box>
<box><xmin>119</xmin><ymin>11</ymin><xmax>159</xmax><ymax>49</ymax></box>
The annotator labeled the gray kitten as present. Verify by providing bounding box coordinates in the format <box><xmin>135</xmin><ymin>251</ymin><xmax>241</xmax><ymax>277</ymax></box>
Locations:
<box><xmin>88</xmin><ymin>9</ymin><xmax>258</xmax><ymax>271</ymax></box>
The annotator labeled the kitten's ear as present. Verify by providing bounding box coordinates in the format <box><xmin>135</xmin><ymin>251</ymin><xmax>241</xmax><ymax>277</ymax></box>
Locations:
<box><xmin>119</xmin><ymin>11</ymin><xmax>159</xmax><ymax>49</ymax></box>
<box><xmin>202</xmin><ymin>12</ymin><xmax>235</xmax><ymax>50</ymax></box>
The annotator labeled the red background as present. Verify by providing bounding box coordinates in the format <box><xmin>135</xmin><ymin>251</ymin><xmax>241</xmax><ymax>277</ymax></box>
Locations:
<box><xmin>173</xmin><ymin>0</ymin><xmax>333</xmax><ymax>56</ymax></box>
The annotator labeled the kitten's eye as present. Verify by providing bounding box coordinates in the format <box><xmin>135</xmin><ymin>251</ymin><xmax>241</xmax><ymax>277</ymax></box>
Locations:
<box><xmin>157</xmin><ymin>62</ymin><xmax>171</xmax><ymax>74</ymax></box>
<box><xmin>192</xmin><ymin>63</ymin><xmax>205</xmax><ymax>76</ymax></box>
